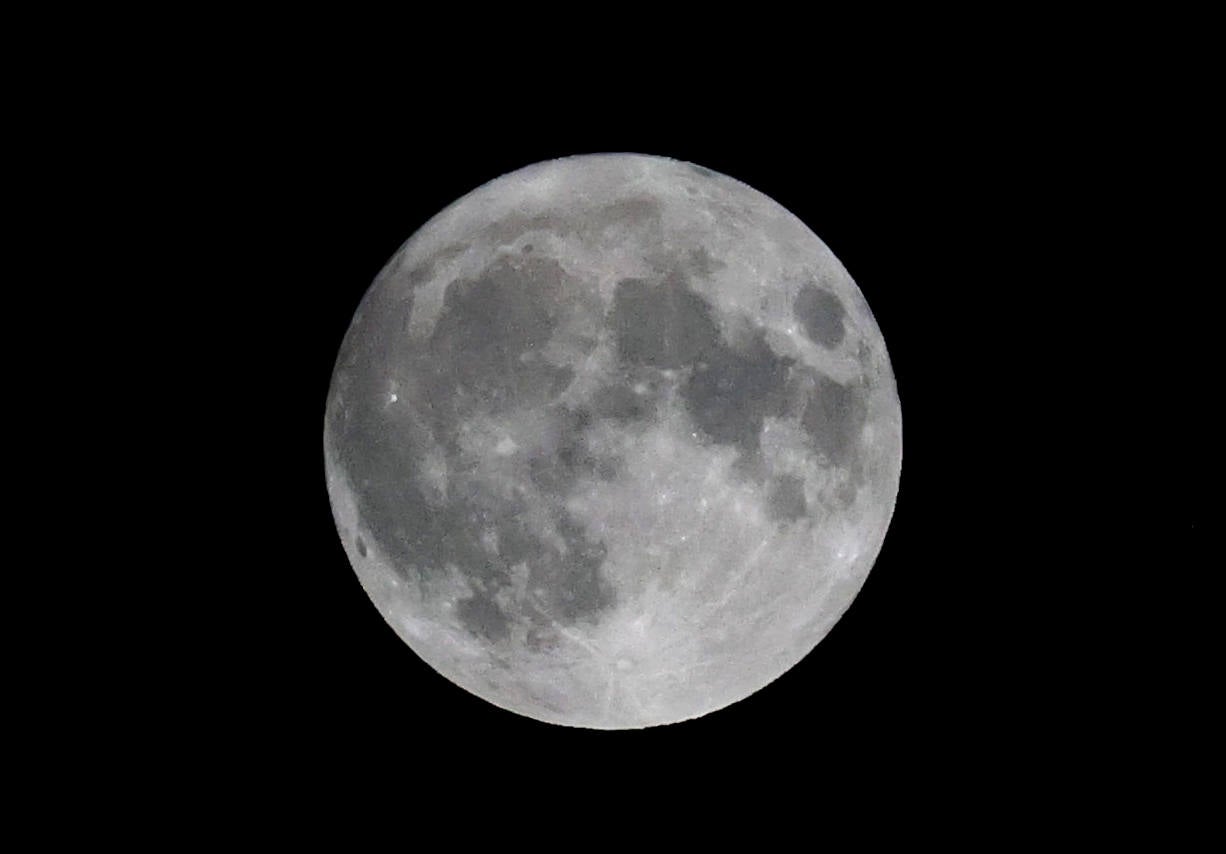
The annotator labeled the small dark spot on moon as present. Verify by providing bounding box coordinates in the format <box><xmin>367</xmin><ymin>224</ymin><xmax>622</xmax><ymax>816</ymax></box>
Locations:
<box><xmin>528</xmin><ymin>456</ymin><xmax>568</xmax><ymax>495</ymax></box>
<box><xmin>793</xmin><ymin>283</ymin><xmax>846</xmax><ymax>349</ymax></box>
<box><xmin>406</xmin><ymin>262</ymin><xmax>434</xmax><ymax>289</ymax></box>
<box><xmin>837</xmin><ymin>480</ymin><xmax>858</xmax><ymax>507</ymax></box>
<box><xmin>522</xmin><ymin>243</ymin><xmax>533</xmax><ymax>253</ymax></box>
<box><xmin>730</xmin><ymin>449</ymin><xmax>768</xmax><ymax>484</ymax></box>
<box><xmin>687</xmin><ymin>163</ymin><xmax>717</xmax><ymax>179</ymax></box>
<box><xmin>592</xmin><ymin>384</ymin><xmax>655</xmax><ymax>422</ymax></box>
<box><xmin>570</xmin><ymin>406</ymin><xmax>593</xmax><ymax>431</ymax></box>
<box><xmin>766</xmin><ymin>474</ymin><xmax>807</xmax><ymax>523</ymax></box>
<box><xmin>548</xmin><ymin>365</ymin><xmax>576</xmax><ymax>397</ymax></box>
<box><xmin>557</xmin><ymin>439</ymin><xmax>581</xmax><ymax>470</ymax></box>
<box><xmin>525</xmin><ymin>626</ymin><xmax>558</xmax><ymax>653</ymax></box>
<box><xmin>687</xmin><ymin>246</ymin><xmax>723</xmax><ymax>277</ymax></box>
<box><xmin>355</xmin><ymin>536</ymin><xmax>367</xmax><ymax>558</ymax></box>
<box><xmin>592</xmin><ymin>197</ymin><xmax>662</xmax><ymax>232</ymax></box>
<box><xmin>595</xmin><ymin>458</ymin><xmax>620</xmax><ymax>481</ymax></box>
<box><xmin>484</xmin><ymin>212</ymin><xmax>562</xmax><ymax>244</ymax></box>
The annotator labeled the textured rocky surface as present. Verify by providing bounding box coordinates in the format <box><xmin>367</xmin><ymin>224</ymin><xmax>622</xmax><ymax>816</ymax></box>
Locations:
<box><xmin>324</xmin><ymin>154</ymin><xmax>902</xmax><ymax>728</ymax></box>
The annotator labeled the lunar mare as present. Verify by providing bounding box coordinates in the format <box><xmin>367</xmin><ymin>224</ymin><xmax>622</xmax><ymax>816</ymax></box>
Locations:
<box><xmin>324</xmin><ymin>153</ymin><xmax>902</xmax><ymax>728</ymax></box>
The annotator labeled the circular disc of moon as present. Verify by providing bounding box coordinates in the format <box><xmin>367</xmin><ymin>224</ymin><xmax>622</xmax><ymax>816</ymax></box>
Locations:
<box><xmin>324</xmin><ymin>153</ymin><xmax>902</xmax><ymax>728</ymax></box>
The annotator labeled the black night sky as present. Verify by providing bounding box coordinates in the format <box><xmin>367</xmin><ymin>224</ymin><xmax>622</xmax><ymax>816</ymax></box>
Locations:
<box><xmin>212</xmin><ymin>87</ymin><xmax>1070</xmax><ymax>792</ymax></box>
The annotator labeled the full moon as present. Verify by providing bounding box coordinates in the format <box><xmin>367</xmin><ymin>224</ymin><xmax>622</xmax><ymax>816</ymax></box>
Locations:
<box><xmin>323</xmin><ymin>153</ymin><xmax>902</xmax><ymax>728</ymax></box>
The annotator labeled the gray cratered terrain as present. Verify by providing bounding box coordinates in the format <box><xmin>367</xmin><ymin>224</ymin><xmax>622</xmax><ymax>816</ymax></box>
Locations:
<box><xmin>323</xmin><ymin>153</ymin><xmax>902</xmax><ymax>728</ymax></box>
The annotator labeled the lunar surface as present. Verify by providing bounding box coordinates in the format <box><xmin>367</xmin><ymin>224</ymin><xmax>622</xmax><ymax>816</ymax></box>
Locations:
<box><xmin>324</xmin><ymin>153</ymin><xmax>902</xmax><ymax>728</ymax></box>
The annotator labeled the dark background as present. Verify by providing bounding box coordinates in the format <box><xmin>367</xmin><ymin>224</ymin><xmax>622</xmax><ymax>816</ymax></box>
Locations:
<box><xmin>17</xmin><ymin>15</ymin><xmax>1200</xmax><ymax>827</ymax></box>
<box><xmin>69</xmin><ymin>21</ymin><xmax>1206</xmax><ymax>824</ymax></box>
<box><xmin>218</xmin><ymin>96</ymin><xmax>1055</xmax><ymax>788</ymax></box>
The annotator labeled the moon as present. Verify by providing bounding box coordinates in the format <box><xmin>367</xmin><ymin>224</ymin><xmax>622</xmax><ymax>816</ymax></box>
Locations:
<box><xmin>323</xmin><ymin>153</ymin><xmax>902</xmax><ymax>728</ymax></box>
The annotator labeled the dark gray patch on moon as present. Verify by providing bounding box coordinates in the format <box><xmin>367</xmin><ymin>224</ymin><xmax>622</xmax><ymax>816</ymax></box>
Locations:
<box><xmin>793</xmin><ymin>282</ymin><xmax>846</xmax><ymax>349</ymax></box>
<box><xmin>801</xmin><ymin>375</ymin><xmax>868</xmax><ymax>467</ymax></box>
<box><xmin>540</xmin><ymin>511</ymin><xmax>615</xmax><ymax>622</ymax></box>
<box><xmin>326</xmin><ymin>245</ymin><xmax>621</xmax><ymax>645</ymax></box>
<box><xmin>687</xmin><ymin>246</ymin><xmax>723</xmax><ymax>277</ymax></box>
<box><xmin>405</xmin><ymin>262</ymin><xmax>434</xmax><ymax>289</ymax></box>
<box><xmin>328</xmin><ymin>383</ymin><xmax>441</xmax><ymax>583</ymax></box>
<box><xmin>609</xmin><ymin>274</ymin><xmax>721</xmax><ymax>369</ymax></box>
<box><xmin>836</xmin><ymin>480</ymin><xmax>859</xmax><ymax>508</ymax></box>
<box><xmin>592</xmin><ymin>383</ymin><xmax>655</xmax><ymax>423</ymax></box>
<box><xmin>331</xmin><ymin>302</ymin><xmax>617</xmax><ymax>641</ymax></box>
<box><xmin>766</xmin><ymin>474</ymin><xmax>808</xmax><ymax>523</ymax></box>
<box><xmin>595</xmin><ymin>457</ymin><xmax>621</xmax><ymax>480</ymax></box>
<box><xmin>681</xmin><ymin>328</ymin><xmax>792</xmax><ymax>454</ymax></box>
<box><xmin>492</xmin><ymin>511</ymin><xmax>539</xmax><ymax>567</ymax></box>
<box><xmin>428</xmin><ymin>255</ymin><xmax>575</xmax><ymax>412</ymax></box>
<box><xmin>456</xmin><ymin>593</ymin><xmax>511</xmax><ymax>643</ymax></box>
<box><xmin>484</xmin><ymin>212</ymin><xmax>562</xmax><ymax>244</ymax></box>
<box><xmin>483</xmin><ymin>198</ymin><xmax>662</xmax><ymax>247</ymax></box>
<box><xmin>525</xmin><ymin>626</ymin><xmax>557</xmax><ymax>654</ymax></box>
<box><xmin>588</xmin><ymin>197</ymin><xmax>663</xmax><ymax>235</ymax></box>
